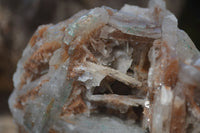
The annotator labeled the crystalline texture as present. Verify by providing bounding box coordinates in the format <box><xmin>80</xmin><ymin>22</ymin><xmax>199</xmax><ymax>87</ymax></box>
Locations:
<box><xmin>9</xmin><ymin>0</ymin><xmax>200</xmax><ymax>133</ymax></box>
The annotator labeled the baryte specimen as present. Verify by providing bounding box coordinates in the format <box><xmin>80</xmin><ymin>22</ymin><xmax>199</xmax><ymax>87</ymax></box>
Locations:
<box><xmin>9</xmin><ymin>0</ymin><xmax>200</xmax><ymax>133</ymax></box>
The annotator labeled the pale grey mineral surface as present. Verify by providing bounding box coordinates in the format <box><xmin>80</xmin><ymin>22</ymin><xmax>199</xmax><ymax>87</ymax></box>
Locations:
<box><xmin>9</xmin><ymin>0</ymin><xmax>200</xmax><ymax>133</ymax></box>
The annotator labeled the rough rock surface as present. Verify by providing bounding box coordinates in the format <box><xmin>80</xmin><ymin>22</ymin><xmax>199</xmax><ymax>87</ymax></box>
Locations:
<box><xmin>9</xmin><ymin>0</ymin><xmax>200</xmax><ymax>133</ymax></box>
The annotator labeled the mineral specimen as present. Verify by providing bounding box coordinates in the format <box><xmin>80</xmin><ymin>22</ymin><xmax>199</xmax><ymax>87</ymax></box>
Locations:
<box><xmin>9</xmin><ymin>0</ymin><xmax>200</xmax><ymax>133</ymax></box>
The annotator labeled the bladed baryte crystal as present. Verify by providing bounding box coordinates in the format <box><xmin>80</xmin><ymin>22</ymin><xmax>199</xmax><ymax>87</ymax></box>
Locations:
<box><xmin>9</xmin><ymin>0</ymin><xmax>200</xmax><ymax>133</ymax></box>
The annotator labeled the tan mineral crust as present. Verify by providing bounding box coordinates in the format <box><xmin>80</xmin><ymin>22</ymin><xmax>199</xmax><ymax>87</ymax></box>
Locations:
<box><xmin>9</xmin><ymin>0</ymin><xmax>200</xmax><ymax>133</ymax></box>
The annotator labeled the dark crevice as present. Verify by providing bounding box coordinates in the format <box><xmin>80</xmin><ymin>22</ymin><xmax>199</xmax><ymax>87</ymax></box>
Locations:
<box><xmin>186</xmin><ymin>123</ymin><xmax>194</xmax><ymax>133</ymax></box>
<box><xmin>90</xmin><ymin>103</ymin><xmax>144</xmax><ymax>124</ymax></box>
<box><xmin>92</xmin><ymin>105</ymin><xmax>138</xmax><ymax>121</ymax></box>
<box><xmin>110</xmin><ymin>80</ymin><xmax>133</xmax><ymax>95</ymax></box>
<box><xmin>132</xmin><ymin>105</ymin><xmax>144</xmax><ymax>124</ymax></box>
<box><xmin>194</xmin><ymin>87</ymin><xmax>200</xmax><ymax>108</ymax></box>
<box><xmin>93</xmin><ymin>76</ymin><xmax>136</xmax><ymax>95</ymax></box>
